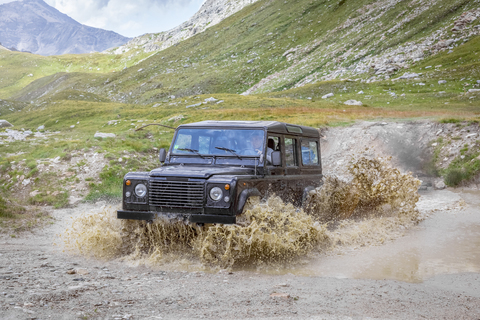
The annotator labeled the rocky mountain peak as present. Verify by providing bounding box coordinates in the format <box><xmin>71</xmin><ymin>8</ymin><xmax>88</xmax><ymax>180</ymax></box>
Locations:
<box><xmin>0</xmin><ymin>0</ymin><xmax>130</xmax><ymax>55</ymax></box>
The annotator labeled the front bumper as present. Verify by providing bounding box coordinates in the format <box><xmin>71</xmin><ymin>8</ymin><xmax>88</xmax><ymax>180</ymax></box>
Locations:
<box><xmin>117</xmin><ymin>210</ymin><xmax>236</xmax><ymax>224</ymax></box>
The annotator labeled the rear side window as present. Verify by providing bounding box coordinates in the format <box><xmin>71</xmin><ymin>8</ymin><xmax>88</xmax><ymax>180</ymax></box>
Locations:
<box><xmin>285</xmin><ymin>137</ymin><xmax>298</xmax><ymax>167</ymax></box>
<box><xmin>301</xmin><ymin>140</ymin><xmax>319</xmax><ymax>165</ymax></box>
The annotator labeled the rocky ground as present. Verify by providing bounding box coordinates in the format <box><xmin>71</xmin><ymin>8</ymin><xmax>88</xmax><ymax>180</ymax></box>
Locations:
<box><xmin>1</xmin><ymin>190</ymin><xmax>480</xmax><ymax>320</ymax></box>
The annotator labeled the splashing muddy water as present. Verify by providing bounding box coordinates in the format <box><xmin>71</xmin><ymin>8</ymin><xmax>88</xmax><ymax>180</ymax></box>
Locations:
<box><xmin>63</xmin><ymin>156</ymin><xmax>422</xmax><ymax>270</ymax></box>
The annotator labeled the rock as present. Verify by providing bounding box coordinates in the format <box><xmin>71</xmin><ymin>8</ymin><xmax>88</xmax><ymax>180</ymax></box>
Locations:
<box><xmin>322</xmin><ymin>93</ymin><xmax>334</xmax><ymax>99</ymax></box>
<box><xmin>247</xmin><ymin>59</ymin><xmax>255</xmax><ymax>63</ymax></box>
<box><xmin>76</xmin><ymin>268</ymin><xmax>89</xmax><ymax>275</ymax></box>
<box><xmin>435</xmin><ymin>180</ymin><xmax>446</xmax><ymax>190</ymax></box>
<box><xmin>137</xmin><ymin>68</ymin><xmax>143</xmax><ymax>72</ymax></box>
<box><xmin>344</xmin><ymin>100</ymin><xmax>363</xmax><ymax>106</ymax></box>
<box><xmin>186</xmin><ymin>103</ymin><xmax>202</xmax><ymax>108</ymax></box>
<box><xmin>395</xmin><ymin>72</ymin><xmax>420</xmax><ymax>80</ymax></box>
<box><xmin>37</xmin><ymin>125</ymin><xmax>45</xmax><ymax>130</ymax></box>
<box><xmin>270</xmin><ymin>292</ymin><xmax>290</xmax><ymax>298</ymax></box>
<box><xmin>477</xmin><ymin>80</ymin><xmax>480</xmax><ymax>84</ymax></box>
<box><xmin>67</xmin><ymin>269</ymin><xmax>77</xmax><ymax>274</ymax></box>
<box><xmin>30</xmin><ymin>190</ymin><xmax>40</xmax><ymax>197</ymax></box>
<box><xmin>438</xmin><ymin>80</ymin><xmax>447</xmax><ymax>84</ymax></box>
<box><xmin>0</xmin><ymin>120</ymin><xmax>13</xmax><ymax>128</ymax></box>
<box><xmin>468</xmin><ymin>89</ymin><xmax>480</xmax><ymax>93</ymax></box>
<box><xmin>204</xmin><ymin>97</ymin><xmax>218</xmax><ymax>102</ymax></box>
<box><xmin>94</xmin><ymin>132</ymin><xmax>116</xmax><ymax>139</ymax></box>
<box><xmin>168</xmin><ymin>115</ymin><xmax>184</xmax><ymax>122</ymax></box>
<box><xmin>107</xmin><ymin>120</ymin><xmax>119</xmax><ymax>125</ymax></box>
<box><xmin>357</xmin><ymin>90</ymin><xmax>364</xmax><ymax>94</ymax></box>
<box><xmin>70</xmin><ymin>125</ymin><xmax>75</xmax><ymax>128</ymax></box>
<box><xmin>22</xmin><ymin>178</ymin><xmax>30</xmax><ymax>186</ymax></box>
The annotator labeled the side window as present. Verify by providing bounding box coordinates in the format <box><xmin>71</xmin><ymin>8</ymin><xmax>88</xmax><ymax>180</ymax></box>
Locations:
<box><xmin>301</xmin><ymin>140</ymin><xmax>319</xmax><ymax>165</ymax></box>
<box><xmin>266</xmin><ymin>136</ymin><xmax>280</xmax><ymax>165</ymax></box>
<box><xmin>285</xmin><ymin>137</ymin><xmax>298</xmax><ymax>167</ymax></box>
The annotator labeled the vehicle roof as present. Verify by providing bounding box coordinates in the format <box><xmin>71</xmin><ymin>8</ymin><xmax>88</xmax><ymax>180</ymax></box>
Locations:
<box><xmin>177</xmin><ymin>120</ymin><xmax>319</xmax><ymax>137</ymax></box>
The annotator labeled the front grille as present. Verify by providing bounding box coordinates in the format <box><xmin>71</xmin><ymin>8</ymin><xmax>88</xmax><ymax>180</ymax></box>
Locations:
<box><xmin>149</xmin><ymin>180</ymin><xmax>204</xmax><ymax>208</ymax></box>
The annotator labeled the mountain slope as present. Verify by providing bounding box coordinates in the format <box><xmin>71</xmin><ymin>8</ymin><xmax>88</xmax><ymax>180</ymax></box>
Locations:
<box><xmin>0</xmin><ymin>0</ymin><xmax>131</xmax><ymax>55</ymax></box>
<box><xmin>107</xmin><ymin>0</ymin><xmax>260</xmax><ymax>55</ymax></box>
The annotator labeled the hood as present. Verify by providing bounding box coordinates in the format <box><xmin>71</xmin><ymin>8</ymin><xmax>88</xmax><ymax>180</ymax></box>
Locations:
<box><xmin>149</xmin><ymin>165</ymin><xmax>255</xmax><ymax>179</ymax></box>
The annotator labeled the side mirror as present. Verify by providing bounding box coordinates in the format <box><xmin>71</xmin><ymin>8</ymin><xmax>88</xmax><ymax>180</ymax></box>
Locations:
<box><xmin>159</xmin><ymin>148</ymin><xmax>167</xmax><ymax>163</ymax></box>
<box><xmin>271</xmin><ymin>151</ymin><xmax>281</xmax><ymax>166</ymax></box>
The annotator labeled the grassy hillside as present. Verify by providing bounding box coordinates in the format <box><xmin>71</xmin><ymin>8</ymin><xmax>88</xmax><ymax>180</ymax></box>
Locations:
<box><xmin>7</xmin><ymin>0</ymin><xmax>479</xmax><ymax>105</ymax></box>
<box><xmin>0</xmin><ymin>49</ymin><xmax>155</xmax><ymax>99</ymax></box>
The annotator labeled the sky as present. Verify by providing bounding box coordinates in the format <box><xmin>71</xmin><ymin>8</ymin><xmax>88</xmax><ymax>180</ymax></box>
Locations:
<box><xmin>0</xmin><ymin>0</ymin><xmax>205</xmax><ymax>38</ymax></box>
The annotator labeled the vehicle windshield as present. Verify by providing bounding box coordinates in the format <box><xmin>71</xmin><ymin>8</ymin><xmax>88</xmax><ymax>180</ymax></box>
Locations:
<box><xmin>172</xmin><ymin>128</ymin><xmax>265</xmax><ymax>157</ymax></box>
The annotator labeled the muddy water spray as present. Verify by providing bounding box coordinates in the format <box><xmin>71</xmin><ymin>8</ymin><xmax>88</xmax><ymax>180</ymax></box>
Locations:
<box><xmin>63</xmin><ymin>156</ymin><xmax>421</xmax><ymax>268</ymax></box>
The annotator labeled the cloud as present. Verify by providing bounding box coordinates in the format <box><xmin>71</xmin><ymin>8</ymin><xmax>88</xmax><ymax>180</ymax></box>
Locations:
<box><xmin>0</xmin><ymin>0</ymin><xmax>203</xmax><ymax>37</ymax></box>
<box><xmin>43</xmin><ymin>0</ymin><xmax>203</xmax><ymax>37</ymax></box>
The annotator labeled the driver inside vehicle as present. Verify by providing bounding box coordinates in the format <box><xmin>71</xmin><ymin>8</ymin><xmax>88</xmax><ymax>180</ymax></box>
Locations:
<box><xmin>240</xmin><ymin>131</ymin><xmax>264</xmax><ymax>156</ymax></box>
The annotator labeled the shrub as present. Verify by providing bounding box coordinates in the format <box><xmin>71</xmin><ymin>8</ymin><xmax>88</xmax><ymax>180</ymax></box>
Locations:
<box><xmin>444</xmin><ymin>168</ymin><xmax>465</xmax><ymax>186</ymax></box>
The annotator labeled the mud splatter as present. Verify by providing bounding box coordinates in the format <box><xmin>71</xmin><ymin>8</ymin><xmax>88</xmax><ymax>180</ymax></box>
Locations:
<box><xmin>62</xmin><ymin>156</ymin><xmax>421</xmax><ymax>269</ymax></box>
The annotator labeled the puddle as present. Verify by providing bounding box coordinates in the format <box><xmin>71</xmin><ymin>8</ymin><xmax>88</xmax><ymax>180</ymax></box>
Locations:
<box><xmin>278</xmin><ymin>190</ymin><xmax>480</xmax><ymax>282</ymax></box>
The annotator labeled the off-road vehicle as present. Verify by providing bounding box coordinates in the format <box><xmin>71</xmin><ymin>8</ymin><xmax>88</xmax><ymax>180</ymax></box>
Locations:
<box><xmin>117</xmin><ymin>121</ymin><xmax>323</xmax><ymax>224</ymax></box>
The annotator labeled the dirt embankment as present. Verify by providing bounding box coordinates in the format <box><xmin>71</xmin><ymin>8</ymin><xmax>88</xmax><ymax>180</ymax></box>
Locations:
<box><xmin>321</xmin><ymin>120</ymin><xmax>480</xmax><ymax>188</ymax></box>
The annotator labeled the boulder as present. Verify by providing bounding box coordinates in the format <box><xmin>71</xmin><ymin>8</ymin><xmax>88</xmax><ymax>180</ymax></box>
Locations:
<box><xmin>438</xmin><ymin>80</ymin><xmax>447</xmax><ymax>84</ymax></box>
<box><xmin>37</xmin><ymin>125</ymin><xmax>45</xmax><ymax>130</ymax></box>
<box><xmin>468</xmin><ymin>89</ymin><xmax>480</xmax><ymax>93</ymax></box>
<box><xmin>322</xmin><ymin>93</ymin><xmax>334</xmax><ymax>99</ymax></box>
<box><xmin>94</xmin><ymin>132</ymin><xmax>116</xmax><ymax>139</ymax></box>
<box><xmin>435</xmin><ymin>180</ymin><xmax>446</xmax><ymax>190</ymax></box>
<box><xmin>396</xmin><ymin>72</ymin><xmax>420</xmax><ymax>80</ymax></box>
<box><xmin>0</xmin><ymin>120</ymin><xmax>13</xmax><ymax>128</ymax></box>
<box><xmin>344</xmin><ymin>100</ymin><xmax>363</xmax><ymax>106</ymax></box>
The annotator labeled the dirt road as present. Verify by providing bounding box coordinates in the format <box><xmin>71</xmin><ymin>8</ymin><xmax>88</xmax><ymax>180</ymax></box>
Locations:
<box><xmin>1</xmin><ymin>189</ymin><xmax>480</xmax><ymax>320</ymax></box>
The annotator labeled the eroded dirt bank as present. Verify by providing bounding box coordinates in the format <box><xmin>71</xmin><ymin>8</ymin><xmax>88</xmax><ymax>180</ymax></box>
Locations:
<box><xmin>1</xmin><ymin>120</ymin><xmax>480</xmax><ymax>319</ymax></box>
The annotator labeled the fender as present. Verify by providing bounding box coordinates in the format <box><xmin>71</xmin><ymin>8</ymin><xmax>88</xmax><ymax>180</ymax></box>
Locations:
<box><xmin>236</xmin><ymin>188</ymin><xmax>261</xmax><ymax>214</ymax></box>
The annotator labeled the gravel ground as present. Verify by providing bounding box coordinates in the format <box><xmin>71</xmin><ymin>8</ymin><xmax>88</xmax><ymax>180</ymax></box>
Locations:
<box><xmin>1</xmin><ymin>195</ymin><xmax>480</xmax><ymax>320</ymax></box>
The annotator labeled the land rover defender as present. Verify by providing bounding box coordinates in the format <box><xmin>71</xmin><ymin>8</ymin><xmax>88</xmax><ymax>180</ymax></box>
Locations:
<box><xmin>117</xmin><ymin>121</ymin><xmax>323</xmax><ymax>224</ymax></box>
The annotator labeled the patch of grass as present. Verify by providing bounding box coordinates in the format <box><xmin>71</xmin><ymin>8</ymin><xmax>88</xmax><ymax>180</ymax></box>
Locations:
<box><xmin>440</xmin><ymin>118</ymin><xmax>462</xmax><ymax>124</ymax></box>
<box><xmin>0</xmin><ymin>194</ymin><xmax>26</xmax><ymax>219</ymax></box>
<box><xmin>28</xmin><ymin>173</ymin><xmax>69</xmax><ymax>208</ymax></box>
<box><xmin>442</xmin><ymin>143</ymin><xmax>480</xmax><ymax>186</ymax></box>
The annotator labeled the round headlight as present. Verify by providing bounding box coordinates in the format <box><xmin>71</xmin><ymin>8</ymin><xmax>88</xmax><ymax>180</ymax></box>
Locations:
<box><xmin>209</xmin><ymin>187</ymin><xmax>223</xmax><ymax>201</ymax></box>
<box><xmin>135</xmin><ymin>183</ymin><xmax>147</xmax><ymax>198</ymax></box>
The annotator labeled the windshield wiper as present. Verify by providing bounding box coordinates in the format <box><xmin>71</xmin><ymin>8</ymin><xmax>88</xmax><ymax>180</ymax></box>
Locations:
<box><xmin>215</xmin><ymin>147</ymin><xmax>242</xmax><ymax>159</ymax></box>
<box><xmin>177</xmin><ymin>148</ymin><xmax>205</xmax><ymax>158</ymax></box>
